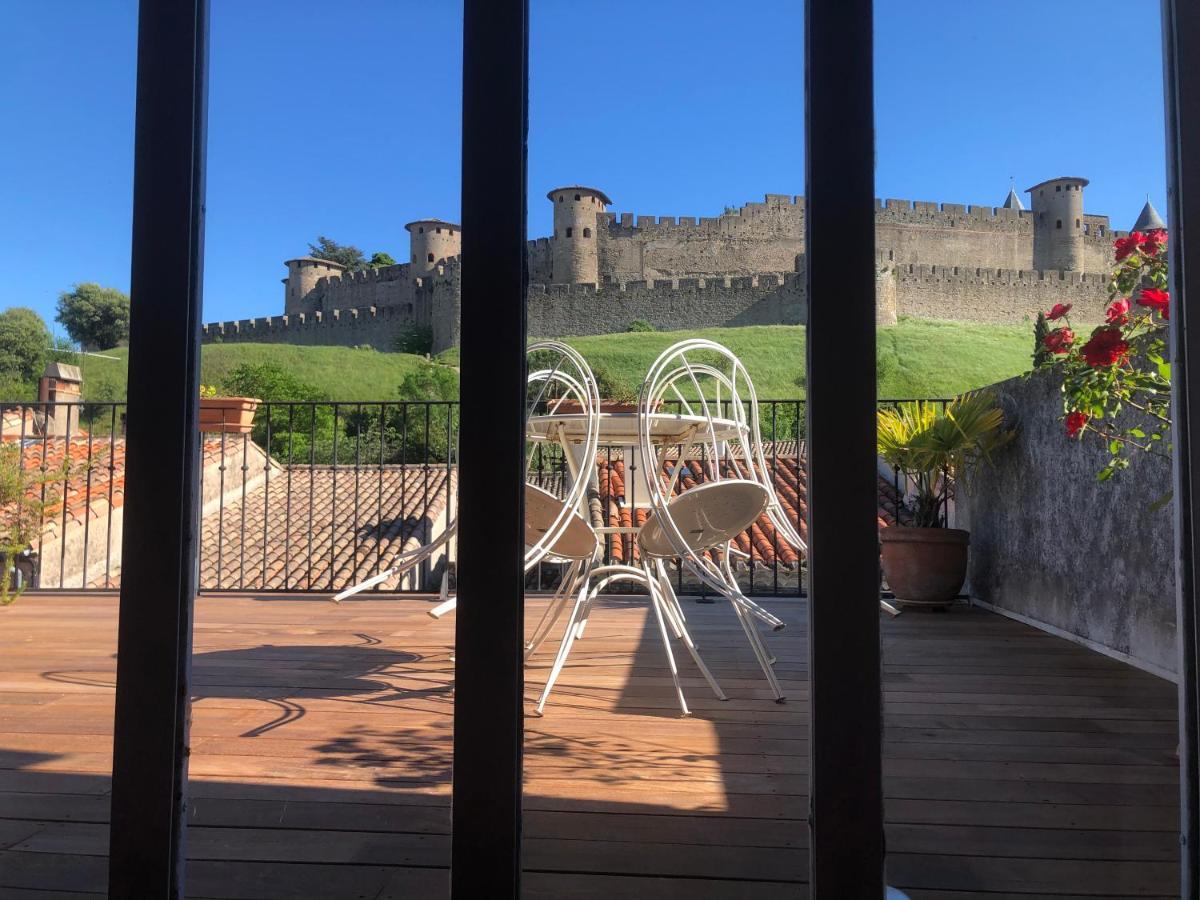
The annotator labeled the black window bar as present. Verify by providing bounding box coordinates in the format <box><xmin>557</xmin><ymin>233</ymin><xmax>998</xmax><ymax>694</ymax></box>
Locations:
<box><xmin>805</xmin><ymin>0</ymin><xmax>885</xmax><ymax>893</ymax></box>
<box><xmin>451</xmin><ymin>0</ymin><xmax>528</xmax><ymax>897</ymax></box>
<box><xmin>1165</xmin><ymin>0</ymin><xmax>1200</xmax><ymax>895</ymax></box>
<box><xmin>107</xmin><ymin>0</ymin><xmax>209</xmax><ymax>895</ymax></box>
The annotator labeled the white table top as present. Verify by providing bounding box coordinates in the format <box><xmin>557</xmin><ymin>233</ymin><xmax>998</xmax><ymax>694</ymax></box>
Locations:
<box><xmin>526</xmin><ymin>411</ymin><xmax>743</xmax><ymax>445</ymax></box>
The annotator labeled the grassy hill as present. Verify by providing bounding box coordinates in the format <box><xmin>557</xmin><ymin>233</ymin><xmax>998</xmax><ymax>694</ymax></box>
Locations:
<box><xmin>70</xmin><ymin>343</ymin><xmax>433</xmax><ymax>403</ymax></box>
<box><xmin>46</xmin><ymin>318</ymin><xmax>1036</xmax><ymax>403</ymax></box>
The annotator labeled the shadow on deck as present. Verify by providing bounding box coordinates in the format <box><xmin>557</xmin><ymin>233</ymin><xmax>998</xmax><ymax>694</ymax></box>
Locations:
<box><xmin>0</xmin><ymin>593</ymin><xmax>1181</xmax><ymax>898</ymax></box>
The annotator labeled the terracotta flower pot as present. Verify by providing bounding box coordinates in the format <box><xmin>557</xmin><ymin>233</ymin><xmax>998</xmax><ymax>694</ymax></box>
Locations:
<box><xmin>879</xmin><ymin>526</ymin><xmax>969</xmax><ymax>607</ymax></box>
<box><xmin>199</xmin><ymin>396</ymin><xmax>260</xmax><ymax>434</ymax></box>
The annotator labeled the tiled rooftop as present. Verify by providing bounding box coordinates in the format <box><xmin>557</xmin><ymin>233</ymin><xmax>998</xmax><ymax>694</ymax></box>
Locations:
<box><xmin>196</xmin><ymin>466</ymin><xmax>454</xmax><ymax>591</ymax></box>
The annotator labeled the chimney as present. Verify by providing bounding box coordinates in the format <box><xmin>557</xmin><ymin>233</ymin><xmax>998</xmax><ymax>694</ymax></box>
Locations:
<box><xmin>38</xmin><ymin>362</ymin><xmax>83</xmax><ymax>437</ymax></box>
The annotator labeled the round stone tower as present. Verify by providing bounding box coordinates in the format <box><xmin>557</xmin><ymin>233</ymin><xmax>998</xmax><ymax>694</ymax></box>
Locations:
<box><xmin>283</xmin><ymin>257</ymin><xmax>347</xmax><ymax>315</ymax></box>
<box><xmin>405</xmin><ymin>219</ymin><xmax>461</xmax><ymax>279</ymax></box>
<box><xmin>1027</xmin><ymin>176</ymin><xmax>1089</xmax><ymax>271</ymax></box>
<box><xmin>547</xmin><ymin>186</ymin><xmax>611</xmax><ymax>284</ymax></box>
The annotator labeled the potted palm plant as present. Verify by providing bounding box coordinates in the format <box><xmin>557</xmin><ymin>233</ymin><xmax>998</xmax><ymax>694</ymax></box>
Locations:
<box><xmin>877</xmin><ymin>392</ymin><xmax>1012</xmax><ymax>606</ymax></box>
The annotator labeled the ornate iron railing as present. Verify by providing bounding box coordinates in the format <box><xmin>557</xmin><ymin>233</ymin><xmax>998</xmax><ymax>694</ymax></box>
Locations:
<box><xmin>0</xmin><ymin>397</ymin><xmax>945</xmax><ymax>596</ymax></box>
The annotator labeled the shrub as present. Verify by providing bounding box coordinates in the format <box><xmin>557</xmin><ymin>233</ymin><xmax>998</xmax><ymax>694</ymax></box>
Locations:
<box><xmin>626</xmin><ymin>319</ymin><xmax>656</xmax><ymax>332</ymax></box>
<box><xmin>394</xmin><ymin>326</ymin><xmax>433</xmax><ymax>355</ymax></box>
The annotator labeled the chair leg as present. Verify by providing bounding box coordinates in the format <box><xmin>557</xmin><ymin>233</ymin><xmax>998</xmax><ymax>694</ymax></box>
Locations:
<box><xmin>880</xmin><ymin>599</ymin><xmax>902</xmax><ymax>617</ymax></box>
<box><xmin>534</xmin><ymin>574</ymin><xmax>592</xmax><ymax>715</ymax></box>
<box><xmin>427</xmin><ymin>594</ymin><xmax>458</xmax><ymax>619</ymax></box>
<box><xmin>526</xmin><ymin>561</ymin><xmax>579</xmax><ymax>654</ymax></box>
<box><xmin>730</xmin><ymin>596</ymin><xmax>785</xmax><ymax>702</ymax></box>
<box><xmin>647</xmin><ymin>579</ymin><xmax>692</xmax><ymax>717</ymax></box>
<box><xmin>647</xmin><ymin>565</ymin><xmax>726</xmax><ymax>702</ymax></box>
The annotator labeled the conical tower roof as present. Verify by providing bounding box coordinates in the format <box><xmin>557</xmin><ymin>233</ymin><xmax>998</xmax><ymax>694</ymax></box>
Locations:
<box><xmin>1001</xmin><ymin>186</ymin><xmax>1024</xmax><ymax>211</ymax></box>
<box><xmin>1132</xmin><ymin>198</ymin><xmax>1166</xmax><ymax>232</ymax></box>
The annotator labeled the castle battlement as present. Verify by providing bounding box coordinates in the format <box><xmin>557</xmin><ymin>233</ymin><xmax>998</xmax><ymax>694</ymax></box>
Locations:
<box><xmin>208</xmin><ymin>175</ymin><xmax>1154</xmax><ymax>356</ymax></box>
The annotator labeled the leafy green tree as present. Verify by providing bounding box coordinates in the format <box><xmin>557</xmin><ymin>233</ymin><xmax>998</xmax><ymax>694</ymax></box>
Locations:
<box><xmin>222</xmin><ymin>362</ymin><xmax>332</xmax><ymax>458</ymax></box>
<box><xmin>369</xmin><ymin>251</ymin><xmax>397</xmax><ymax>268</ymax></box>
<box><xmin>55</xmin><ymin>283</ymin><xmax>130</xmax><ymax>350</ymax></box>
<box><xmin>308</xmin><ymin>236</ymin><xmax>366</xmax><ymax>270</ymax></box>
<box><xmin>0</xmin><ymin>308</ymin><xmax>51</xmax><ymax>386</ymax></box>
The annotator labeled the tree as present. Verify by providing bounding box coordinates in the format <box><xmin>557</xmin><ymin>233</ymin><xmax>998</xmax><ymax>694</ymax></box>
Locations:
<box><xmin>55</xmin><ymin>283</ymin><xmax>130</xmax><ymax>350</ymax></box>
<box><xmin>0</xmin><ymin>308</ymin><xmax>51</xmax><ymax>385</ymax></box>
<box><xmin>308</xmin><ymin>236</ymin><xmax>366</xmax><ymax>270</ymax></box>
<box><xmin>369</xmin><ymin>251</ymin><xmax>397</xmax><ymax>268</ymax></box>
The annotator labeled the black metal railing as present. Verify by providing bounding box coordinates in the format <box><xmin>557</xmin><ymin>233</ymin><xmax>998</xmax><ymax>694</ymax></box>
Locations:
<box><xmin>0</xmin><ymin>397</ymin><xmax>945</xmax><ymax>596</ymax></box>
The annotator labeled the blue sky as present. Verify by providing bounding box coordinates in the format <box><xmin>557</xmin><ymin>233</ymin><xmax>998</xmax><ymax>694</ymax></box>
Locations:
<box><xmin>0</xmin><ymin>0</ymin><xmax>1167</xmax><ymax>331</ymax></box>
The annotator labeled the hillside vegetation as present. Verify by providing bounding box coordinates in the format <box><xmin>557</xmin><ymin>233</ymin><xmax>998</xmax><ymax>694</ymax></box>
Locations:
<box><xmin>46</xmin><ymin>319</ymin><xmax>1036</xmax><ymax>403</ymax></box>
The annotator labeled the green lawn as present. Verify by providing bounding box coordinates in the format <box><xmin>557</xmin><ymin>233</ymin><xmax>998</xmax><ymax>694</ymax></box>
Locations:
<box><xmin>550</xmin><ymin>318</ymin><xmax>1035</xmax><ymax>400</ymax></box>
<box><xmin>49</xmin><ymin>318</ymin><xmax>1035</xmax><ymax>403</ymax></box>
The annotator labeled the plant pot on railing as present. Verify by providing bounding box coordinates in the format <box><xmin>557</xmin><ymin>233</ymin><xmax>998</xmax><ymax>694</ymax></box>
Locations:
<box><xmin>199</xmin><ymin>396</ymin><xmax>261</xmax><ymax>434</ymax></box>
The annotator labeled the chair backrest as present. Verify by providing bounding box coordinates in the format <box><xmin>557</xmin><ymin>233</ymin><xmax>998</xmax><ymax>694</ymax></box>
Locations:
<box><xmin>637</xmin><ymin>339</ymin><xmax>805</xmax><ymax>582</ymax></box>
<box><xmin>525</xmin><ymin>340</ymin><xmax>601</xmax><ymax>571</ymax></box>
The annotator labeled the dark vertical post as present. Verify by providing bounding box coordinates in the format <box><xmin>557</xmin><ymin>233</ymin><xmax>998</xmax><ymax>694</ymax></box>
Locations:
<box><xmin>106</xmin><ymin>0</ymin><xmax>208</xmax><ymax>896</ymax></box>
<box><xmin>1164</xmin><ymin>1</ymin><xmax>1200</xmax><ymax>895</ymax></box>
<box><xmin>108</xmin><ymin>0</ymin><xmax>208</xmax><ymax>897</ymax></box>
<box><xmin>805</xmin><ymin>0</ymin><xmax>885</xmax><ymax>895</ymax></box>
<box><xmin>452</xmin><ymin>0</ymin><xmax>528</xmax><ymax>896</ymax></box>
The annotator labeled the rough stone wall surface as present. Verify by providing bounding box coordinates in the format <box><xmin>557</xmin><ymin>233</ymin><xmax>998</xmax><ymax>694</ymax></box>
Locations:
<box><xmin>309</xmin><ymin>264</ymin><xmax>416</xmax><ymax>312</ymax></box>
<box><xmin>957</xmin><ymin>371</ymin><xmax>1176</xmax><ymax>677</ymax></box>
<box><xmin>203</xmin><ymin>305</ymin><xmax>416</xmax><ymax>352</ymax></box>
<box><xmin>892</xmin><ymin>266</ymin><xmax>1110</xmax><ymax>324</ymax></box>
<box><xmin>526</xmin><ymin>274</ymin><xmax>807</xmax><ymax>339</ymax></box>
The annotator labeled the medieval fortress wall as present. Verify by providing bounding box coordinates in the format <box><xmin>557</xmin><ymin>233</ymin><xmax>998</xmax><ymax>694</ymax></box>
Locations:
<box><xmin>202</xmin><ymin>177</ymin><xmax>1147</xmax><ymax>354</ymax></box>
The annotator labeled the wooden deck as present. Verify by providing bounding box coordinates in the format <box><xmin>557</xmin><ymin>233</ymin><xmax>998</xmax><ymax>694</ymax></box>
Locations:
<box><xmin>0</xmin><ymin>593</ymin><xmax>1181</xmax><ymax>898</ymax></box>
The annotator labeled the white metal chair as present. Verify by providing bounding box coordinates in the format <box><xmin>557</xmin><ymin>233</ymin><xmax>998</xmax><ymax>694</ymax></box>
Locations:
<box><xmin>334</xmin><ymin>340</ymin><xmax>603</xmax><ymax>617</ymax></box>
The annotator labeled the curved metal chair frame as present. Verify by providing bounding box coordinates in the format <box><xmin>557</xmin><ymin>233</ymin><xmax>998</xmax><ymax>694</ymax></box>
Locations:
<box><xmin>334</xmin><ymin>340</ymin><xmax>602</xmax><ymax>613</ymax></box>
<box><xmin>635</xmin><ymin>339</ymin><xmax>800</xmax><ymax>699</ymax></box>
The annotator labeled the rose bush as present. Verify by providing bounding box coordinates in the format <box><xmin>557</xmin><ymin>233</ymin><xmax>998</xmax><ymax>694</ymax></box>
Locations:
<box><xmin>1033</xmin><ymin>228</ymin><xmax>1171</xmax><ymax>483</ymax></box>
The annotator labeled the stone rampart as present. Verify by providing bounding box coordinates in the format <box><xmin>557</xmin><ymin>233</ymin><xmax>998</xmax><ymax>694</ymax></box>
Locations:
<box><xmin>203</xmin><ymin>304</ymin><xmax>418</xmax><ymax>352</ymax></box>
<box><xmin>891</xmin><ymin>263</ymin><xmax>1110</xmax><ymax>323</ymax></box>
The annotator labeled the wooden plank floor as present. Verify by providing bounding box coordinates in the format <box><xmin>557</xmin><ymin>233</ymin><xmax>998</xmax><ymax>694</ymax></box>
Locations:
<box><xmin>0</xmin><ymin>593</ymin><xmax>1180</xmax><ymax>898</ymax></box>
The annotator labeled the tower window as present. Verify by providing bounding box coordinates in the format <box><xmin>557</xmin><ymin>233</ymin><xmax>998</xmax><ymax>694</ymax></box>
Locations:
<box><xmin>1099</xmin><ymin>226</ymin><xmax>1105</xmax><ymax>236</ymax></box>
<box><xmin>559</xmin><ymin>195</ymin><xmax>564</xmax><ymax>202</ymax></box>
<box><xmin>566</xmin><ymin>227</ymin><xmax>573</xmax><ymax>238</ymax></box>
<box><xmin>428</xmin><ymin>253</ymin><xmax>435</xmax><ymax>262</ymax></box>
<box><xmin>436</xmin><ymin>227</ymin><xmax>442</xmax><ymax>234</ymax></box>
<box><xmin>574</xmin><ymin>193</ymin><xmax>580</xmax><ymax>201</ymax></box>
<box><xmin>1056</xmin><ymin>219</ymin><xmax>1062</xmax><ymax>229</ymax></box>
<box><xmin>1056</xmin><ymin>185</ymin><xmax>1061</xmax><ymax>192</ymax></box>
<box><xmin>583</xmin><ymin>227</ymin><xmax>591</xmax><ymax>238</ymax></box>
<box><xmin>418</xmin><ymin>227</ymin><xmax>424</xmax><ymax>234</ymax></box>
<box><xmin>1076</xmin><ymin>218</ymin><xmax>1081</xmax><ymax>229</ymax></box>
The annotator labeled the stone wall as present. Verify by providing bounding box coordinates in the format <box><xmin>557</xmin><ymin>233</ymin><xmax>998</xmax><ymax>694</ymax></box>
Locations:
<box><xmin>203</xmin><ymin>304</ymin><xmax>420</xmax><ymax>352</ymax></box>
<box><xmin>207</xmin><ymin>262</ymin><xmax>1116</xmax><ymax>354</ymax></box>
<box><xmin>527</xmin><ymin>273</ymin><xmax>806</xmax><ymax>339</ymax></box>
<box><xmin>957</xmin><ymin>371</ymin><xmax>1177</xmax><ymax>679</ymax></box>
<box><xmin>890</xmin><ymin>263</ymin><xmax>1111</xmax><ymax>324</ymax></box>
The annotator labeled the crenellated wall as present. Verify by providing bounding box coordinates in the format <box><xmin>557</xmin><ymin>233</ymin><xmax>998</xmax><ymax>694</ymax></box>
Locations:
<box><xmin>887</xmin><ymin>260</ymin><xmax>1112</xmax><ymax>324</ymax></box>
<box><xmin>204</xmin><ymin>181</ymin><xmax>1134</xmax><ymax>353</ymax></box>
<box><xmin>203</xmin><ymin>303</ymin><xmax>420</xmax><ymax>352</ymax></box>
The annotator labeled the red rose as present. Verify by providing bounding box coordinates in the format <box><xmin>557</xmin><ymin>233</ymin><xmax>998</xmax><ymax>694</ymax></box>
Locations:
<box><xmin>1137</xmin><ymin>287</ymin><xmax>1170</xmax><ymax>319</ymax></box>
<box><xmin>1046</xmin><ymin>302</ymin><xmax>1072</xmax><ymax>320</ymax></box>
<box><xmin>1043</xmin><ymin>328</ymin><xmax>1074</xmax><ymax>354</ymax></box>
<box><xmin>1080</xmin><ymin>327</ymin><xmax>1131</xmax><ymax>367</ymax></box>
<box><xmin>1141</xmin><ymin>229</ymin><xmax>1168</xmax><ymax>256</ymax></box>
<box><xmin>1065</xmin><ymin>411</ymin><xmax>1089</xmax><ymax>439</ymax></box>
<box><xmin>1105</xmin><ymin>298</ymin><xmax>1131</xmax><ymax>326</ymax></box>
<box><xmin>1114</xmin><ymin>232</ymin><xmax>1144</xmax><ymax>261</ymax></box>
